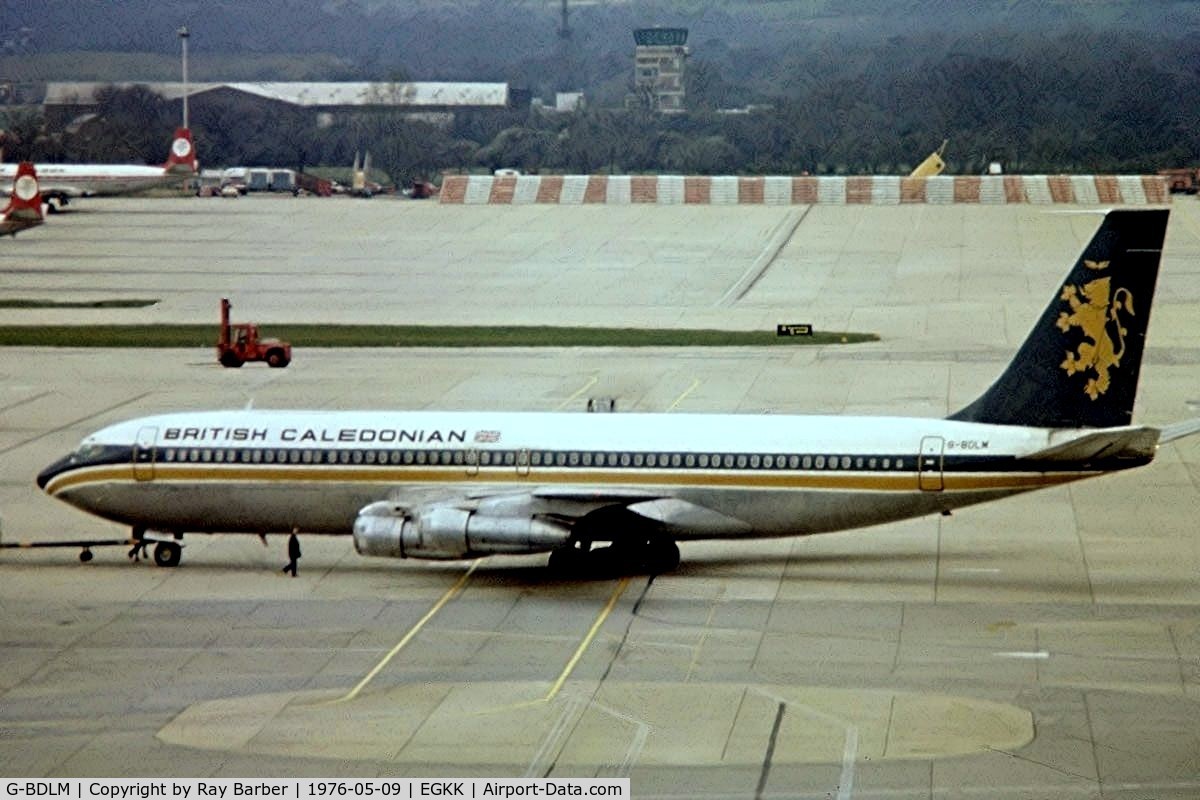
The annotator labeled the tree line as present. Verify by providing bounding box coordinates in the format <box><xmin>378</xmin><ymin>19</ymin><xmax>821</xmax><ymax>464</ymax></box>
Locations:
<box><xmin>2</xmin><ymin>23</ymin><xmax>1198</xmax><ymax>182</ymax></box>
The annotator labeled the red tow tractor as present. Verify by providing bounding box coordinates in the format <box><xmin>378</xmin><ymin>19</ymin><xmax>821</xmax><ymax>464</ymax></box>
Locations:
<box><xmin>217</xmin><ymin>298</ymin><xmax>291</xmax><ymax>368</ymax></box>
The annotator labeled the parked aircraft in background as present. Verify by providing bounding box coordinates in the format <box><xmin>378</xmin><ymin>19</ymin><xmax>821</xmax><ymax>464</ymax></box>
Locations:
<box><xmin>0</xmin><ymin>162</ymin><xmax>44</xmax><ymax>236</ymax></box>
<box><xmin>0</xmin><ymin>128</ymin><xmax>197</xmax><ymax>210</ymax></box>
<box><xmin>34</xmin><ymin>210</ymin><xmax>1200</xmax><ymax>571</ymax></box>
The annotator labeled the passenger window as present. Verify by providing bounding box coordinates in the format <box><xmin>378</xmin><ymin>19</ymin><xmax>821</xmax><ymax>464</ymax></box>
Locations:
<box><xmin>882</xmin><ymin>458</ymin><xmax>891</xmax><ymax>468</ymax></box>
<box><xmin>894</xmin><ymin>459</ymin><xmax>904</xmax><ymax>469</ymax></box>
<box><xmin>531</xmin><ymin>452</ymin><xmax>543</xmax><ymax>466</ymax></box>
<box><xmin>403</xmin><ymin>450</ymin><xmax>414</xmax><ymax>464</ymax></box>
<box><xmin>452</xmin><ymin>451</ymin><xmax>463</xmax><ymax>465</ymax></box>
<box><xmin>555</xmin><ymin>452</ymin><xmax>566</xmax><ymax>466</ymax></box>
<box><xmin>763</xmin><ymin>454</ymin><xmax>774</xmax><ymax>469</ymax></box>
<box><xmin>869</xmin><ymin>457</ymin><xmax>877</xmax><ymax>469</ymax></box>
<box><xmin>252</xmin><ymin>449</ymin><xmax>262</xmax><ymax>463</ymax></box>
<box><xmin>568</xmin><ymin>452</ymin><xmax>579</xmax><ymax>466</ymax></box>
<box><xmin>814</xmin><ymin>456</ymin><xmax>824</xmax><ymax>468</ymax></box>
<box><xmin>503</xmin><ymin>451</ymin><xmax>515</xmax><ymax>466</ymax></box>
<box><xmin>633</xmin><ymin>453</ymin><xmax>644</xmax><ymax>467</ymax></box>
<box><xmin>750</xmin><ymin>454</ymin><xmax>761</xmax><ymax>468</ymax></box>
<box><xmin>723</xmin><ymin>454</ymin><xmax>734</xmax><ymax>468</ymax></box>
<box><xmin>607</xmin><ymin>453</ymin><xmax>619</xmax><ymax>467</ymax></box>
<box><xmin>202</xmin><ymin>450</ymin><xmax>213</xmax><ymax>463</ymax></box>
<box><xmin>480</xmin><ymin>451</ymin><xmax>492</xmax><ymax>466</ymax></box>
<box><xmin>698</xmin><ymin>454</ymin><xmax>709</xmax><ymax>468</ymax></box>
<box><xmin>789</xmin><ymin>455</ymin><xmax>800</xmax><ymax>469</ymax></box>
<box><xmin>736</xmin><ymin>455</ymin><xmax>747</xmax><ymax>468</ymax></box>
<box><xmin>685</xmin><ymin>454</ymin><xmax>696</xmax><ymax>467</ymax></box>
<box><xmin>620</xmin><ymin>453</ymin><xmax>631</xmax><ymax>467</ymax></box>
<box><xmin>841</xmin><ymin>456</ymin><xmax>851</xmax><ymax>469</ymax></box>
<box><xmin>163</xmin><ymin>449</ymin><xmax>175</xmax><ymax>462</ymax></box>
<box><xmin>365</xmin><ymin>450</ymin><xmax>377</xmax><ymax>464</ymax></box>
<box><xmin>646</xmin><ymin>453</ymin><xmax>657</xmax><ymax>467</ymax></box>
<box><xmin>855</xmin><ymin>457</ymin><xmax>863</xmax><ymax>469</ymax></box>
<box><xmin>581</xmin><ymin>452</ymin><xmax>592</xmax><ymax>466</ymax></box>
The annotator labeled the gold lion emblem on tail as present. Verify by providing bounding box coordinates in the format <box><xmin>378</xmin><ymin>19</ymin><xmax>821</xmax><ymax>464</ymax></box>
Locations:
<box><xmin>1056</xmin><ymin>260</ymin><xmax>1134</xmax><ymax>400</ymax></box>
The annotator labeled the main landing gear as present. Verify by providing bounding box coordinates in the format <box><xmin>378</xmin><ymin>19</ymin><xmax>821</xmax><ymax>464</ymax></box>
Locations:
<box><xmin>548</xmin><ymin>537</ymin><xmax>681</xmax><ymax>576</ymax></box>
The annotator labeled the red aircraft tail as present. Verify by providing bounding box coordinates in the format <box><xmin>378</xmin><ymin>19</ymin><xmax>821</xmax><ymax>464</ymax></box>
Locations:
<box><xmin>1</xmin><ymin>162</ymin><xmax>45</xmax><ymax>235</ymax></box>
<box><xmin>164</xmin><ymin>127</ymin><xmax>198</xmax><ymax>175</ymax></box>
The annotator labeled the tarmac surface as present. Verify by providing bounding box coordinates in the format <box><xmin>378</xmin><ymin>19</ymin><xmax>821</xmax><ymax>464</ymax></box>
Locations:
<box><xmin>1</xmin><ymin>195</ymin><xmax>1199</xmax><ymax>797</ymax></box>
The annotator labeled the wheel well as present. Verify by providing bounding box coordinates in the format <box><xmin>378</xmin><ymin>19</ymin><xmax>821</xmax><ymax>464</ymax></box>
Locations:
<box><xmin>573</xmin><ymin>505</ymin><xmax>659</xmax><ymax>546</ymax></box>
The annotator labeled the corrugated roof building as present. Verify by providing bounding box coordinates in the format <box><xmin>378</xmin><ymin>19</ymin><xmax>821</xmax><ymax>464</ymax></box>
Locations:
<box><xmin>43</xmin><ymin>81</ymin><xmax>518</xmax><ymax>127</ymax></box>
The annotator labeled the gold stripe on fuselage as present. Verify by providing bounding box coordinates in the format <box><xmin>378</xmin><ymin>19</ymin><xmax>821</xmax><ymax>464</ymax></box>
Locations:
<box><xmin>45</xmin><ymin>463</ymin><xmax>1099</xmax><ymax>496</ymax></box>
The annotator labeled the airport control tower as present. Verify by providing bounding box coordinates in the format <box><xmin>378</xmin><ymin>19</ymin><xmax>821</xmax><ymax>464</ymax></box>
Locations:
<box><xmin>630</xmin><ymin>27</ymin><xmax>688</xmax><ymax>113</ymax></box>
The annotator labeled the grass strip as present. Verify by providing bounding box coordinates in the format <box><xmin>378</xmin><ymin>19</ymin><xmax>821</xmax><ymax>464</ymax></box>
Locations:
<box><xmin>0</xmin><ymin>299</ymin><xmax>159</xmax><ymax>309</ymax></box>
<box><xmin>0</xmin><ymin>325</ymin><xmax>878</xmax><ymax>348</ymax></box>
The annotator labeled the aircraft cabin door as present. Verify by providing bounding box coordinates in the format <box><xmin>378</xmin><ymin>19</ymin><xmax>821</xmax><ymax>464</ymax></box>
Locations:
<box><xmin>918</xmin><ymin>436</ymin><xmax>944</xmax><ymax>492</ymax></box>
<box><xmin>133</xmin><ymin>426</ymin><xmax>158</xmax><ymax>482</ymax></box>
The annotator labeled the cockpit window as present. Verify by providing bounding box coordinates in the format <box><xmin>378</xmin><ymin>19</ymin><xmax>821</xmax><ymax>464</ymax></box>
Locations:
<box><xmin>73</xmin><ymin>443</ymin><xmax>106</xmax><ymax>463</ymax></box>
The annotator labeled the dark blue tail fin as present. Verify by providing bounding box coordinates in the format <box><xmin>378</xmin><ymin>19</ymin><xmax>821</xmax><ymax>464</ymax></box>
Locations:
<box><xmin>949</xmin><ymin>209</ymin><xmax>1168</xmax><ymax>429</ymax></box>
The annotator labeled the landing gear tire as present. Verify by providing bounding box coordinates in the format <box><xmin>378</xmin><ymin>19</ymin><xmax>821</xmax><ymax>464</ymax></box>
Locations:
<box><xmin>79</xmin><ymin>548</ymin><xmax>94</xmax><ymax>563</ymax></box>
<box><xmin>644</xmin><ymin>539</ymin><xmax>680</xmax><ymax>574</ymax></box>
<box><xmin>548</xmin><ymin>544</ymin><xmax>588</xmax><ymax>575</ymax></box>
<box><xmin>153</xmin><ymin>541</ymin><xmax>182</xmax><ymax>568</ymax></box>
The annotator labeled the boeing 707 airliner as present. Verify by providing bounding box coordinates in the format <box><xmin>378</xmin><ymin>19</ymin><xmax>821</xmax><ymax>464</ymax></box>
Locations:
<box><xmin>36</xmin><ymin>209</ymin><xmax>1200</xmax><ymax>570</ymax></box>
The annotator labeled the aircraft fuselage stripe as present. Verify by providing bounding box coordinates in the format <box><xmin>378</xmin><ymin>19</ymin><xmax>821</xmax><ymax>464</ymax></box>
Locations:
<box><xmin>45</xmin><ymin>463</ymin><xmax>1099</xmax><ymax>496</ymax></box>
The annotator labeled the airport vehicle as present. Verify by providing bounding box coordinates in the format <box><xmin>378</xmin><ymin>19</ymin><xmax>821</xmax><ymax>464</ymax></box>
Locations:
<box><xmin>34</xmin><ymin>210</ymin><xmax>1200</xmax><ymax>571</ymax></box>
<box><xmin>908</xmin><ymin>140</ymin><xmax>948</xmax><ymax>178</ymax></box>
<box><xmin>0</xmin><ymin>162</ymin><xmax>44</xmax><ymax>236</ymax></box>
<box><xmin>296</xmin><ymin>172</ymin><xmax>333</xmax><ymax>197</ymax></box>
<box><xmin>0</xmin><ymin>128</ymin><xmax>197</xmax><ymax>210</ymax></box>
<box><xmin>1158</xmin><ymin>168</ymin><xmax>1200</xmax><ymax>194</ymax></box>
<box><xmin>217</xmin><ymin>298</ymin><xmax>291</xmax><ymax>368</ymax></box>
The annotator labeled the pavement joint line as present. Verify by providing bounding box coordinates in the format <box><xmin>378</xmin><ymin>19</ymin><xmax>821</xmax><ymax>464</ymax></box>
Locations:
<box><xmin>469</xmin><ymin>576</ymin><xmax>632</xmax><ymax>717</ymax></box>
<box><xmin>0</xmin><ymin>391</ymin><xmax>155</xmax><ymax>456</ymax></box>
<box><xmin>716</xmin><ymin>206</ymin><xmax>810</xmax><ymax>308</ymax></box>
<box><xmin>317</xmin><ymin>559</ymin><xmax>480</xmax><ymax>705</ymax></box>
<box><xmin>753</xmin><ymin>686</ymin><xmax>858</xmax><ymax>800</ymax></box>
<box><xmin>546</xmin><ymin>576</ymin><xmax>631</xmax><ymax>701</ymax></box>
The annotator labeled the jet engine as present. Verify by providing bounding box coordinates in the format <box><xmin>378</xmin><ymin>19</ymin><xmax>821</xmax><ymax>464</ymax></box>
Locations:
<box><xmin>352</xmin><ymin>499</ymin><xmax>571</xmax><ymax>560</ymax></box>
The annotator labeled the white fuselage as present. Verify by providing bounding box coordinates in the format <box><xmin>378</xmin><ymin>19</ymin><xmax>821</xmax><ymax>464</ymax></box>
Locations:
<box><xmin>0</xmin><ymin>163</ymin><xmax>174</xmax><ymax>198</ymax></box>
<box><xmin>39</xmin><ymin>409</ymin><xmax>1138</xmax><ymax>541</ymax></box>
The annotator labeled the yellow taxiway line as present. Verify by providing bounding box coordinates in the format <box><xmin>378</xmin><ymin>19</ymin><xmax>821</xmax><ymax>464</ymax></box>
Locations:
<box><xmin>325</xmin><ymin>559</ymin><xmax>480</xmax><ymax>705</ymax></box>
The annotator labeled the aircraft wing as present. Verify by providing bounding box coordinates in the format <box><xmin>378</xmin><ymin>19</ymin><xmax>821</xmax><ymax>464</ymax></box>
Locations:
<box><xmin>417</xmin><ymin>486</ymin><xmax>752</xmax><ymax>537</ymax></box>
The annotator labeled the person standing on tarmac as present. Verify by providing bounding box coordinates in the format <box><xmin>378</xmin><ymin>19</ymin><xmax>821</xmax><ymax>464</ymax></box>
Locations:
<box><xmin>282</xmin><ymin>532</ymin><xmax>301</xmax><ymax>577</ymax></box>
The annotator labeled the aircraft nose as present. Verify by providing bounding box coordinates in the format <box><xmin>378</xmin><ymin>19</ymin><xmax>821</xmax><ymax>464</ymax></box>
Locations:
<box><xmin>37</xmin><ymin>454</ymin><xmax>74</xmax><ymax>490</ymax></box>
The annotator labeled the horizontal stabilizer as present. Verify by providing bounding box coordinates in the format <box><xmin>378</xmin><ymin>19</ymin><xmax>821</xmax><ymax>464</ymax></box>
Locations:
<box><xmin>1026</xmin><ymin>426</ymin><xmax>1160</xmax><ymax>462</ymax></box>
<box><xmin>1159</xmin><ymin>417</ymin><xmax>1200</xmax><ymax>444</ymax></box>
